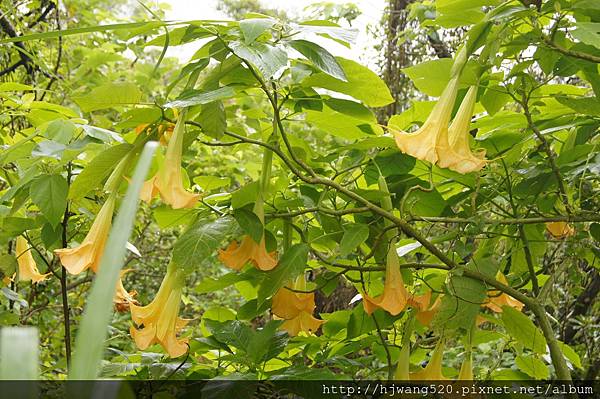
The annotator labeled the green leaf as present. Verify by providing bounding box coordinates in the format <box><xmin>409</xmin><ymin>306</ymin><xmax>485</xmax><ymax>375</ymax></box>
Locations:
<box><xmin>197</xmin><ymin>100</ymin><xmax>226</xmax><ymax>139</ymax></box>
<box><xmin>402</xmin><ymin>58</ymin><xmax>479</xmax><ymax>96</ymax></box>
<box><xmin>433</xmin><ymin>275</ymin><xmax>486</xmax><ymax>331</ymax></box>
<box><xmin>172</xmin><ymin>216</ymin><xmax>237</xmax><ymax>274</ymax></box>
<box><xmin>29</xmin><ymin>174</ymin><xmax>68</xmax><ymax>227</ymax></box>
<box><xmin>233</xmin><ymin>208</ymin><xmax>263</xmax><ymax>243</ymax></box>
<box><xmin>502</xmin><ymin>306</ymin><xmax>547</xmax><ymax>354</ymax></box>
<box><xmin>246</xmin><ymin>320</ymin><xmax>287</xmax><ymax>363</ymax></box>
<box><xmin>289</xmin><ymin>39</ymin><xmax>347</xmax><ymax>81</ymax></box>
<box><xmin>305</xmin><ymin>106</ymin><xmax>380</xmax><ymax>140</ymax></box>
<box><xmin>69</xmin><ymin>143</ymin><xmax>132</xmax><ymax>199</ymax></box>
<box><xmin>229</xmin><ymin>41</ymin><xmax>287</xmax><ymax>78</ymax></box>
<box><xmin>557</xmin><ymin>340</ymin><xmax>582</xmax><ymax>369</ymax></box>
<box><xmin>339</xmin><ymin>224</ymin><xmax>369</xmax><ymax>257</ymax></box>
<box><xmin>258</xmin><ymin>244</ymin><xmax>309</xmax><ymax>304</ymax></box>
<box><xmin>240</xmin><ymin>18</ymin><xmax>275</xmax><ymax>43</ymax></box>
<box><xmin>73</xmin><ymin>82</ymin><xmax>142</xmax><ymax>112</ymax></box>
<box><xmin>302</xmin><ymin>58</ymin><xmax>393</xmax><ymax>107</ymax></box>
<box><xmin>572</xmin><ymin>23</ymin><xmax>600</xmax><ymax>49</ymax></box>
<box><xmin>164</xmin><ymin>86</ymin><xmax>236</xmax><ymax>108</ymax></box>
<box><xmin>0</xmin><ymin>255</ymin><xmax>17</xmax><ymax>278</ymax></box>
<box><xmin>68</xmin><ymin>142</ymin><xmax>157</xmax><ymax>380</ymax></box>
<box><xmin>515</xmin><ymin>355</ymin><xmax>549</xmax><ymax>379</ymax></box>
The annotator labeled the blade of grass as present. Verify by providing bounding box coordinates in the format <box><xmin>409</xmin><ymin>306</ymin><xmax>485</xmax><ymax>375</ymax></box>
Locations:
<box><xmin>0</xmin><ymin>327</ymin><xmax>39</xmax><ymax>379</ymax></box>
<box><xmin>68</xmin><ymin>142</ymin><xmax>158</xmax><ymax>380</ymax></box>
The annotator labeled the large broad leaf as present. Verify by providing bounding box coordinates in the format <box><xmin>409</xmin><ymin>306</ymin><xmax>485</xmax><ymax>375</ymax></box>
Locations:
<box><xmin>69</xmin><ymin>143</ymin><xmax>132</xmax><ymax>199</ymax></box>
<box><xmin>515</xmin><ymin>355</ymin><xmax>549</xmax><ymax>379</ymax></box>
<box><xmin>229</xmin><ymin>41</ymin><xmax>287</xmax><ymax>78</ymax></box>
<box><xmin>433</xmin><ymin>275</ymin><xmax>486</xmax><ymax>330</ymax></box>
<box><xmin>402</xmin><ymin>58</ymin><xmax>479</xmax><ymax>96</ymax></box>
<box><xmin>73</xmin><ymin>82</ymin><xmax>142</xmax><ymax>112</ymax></box>
<box><xmin>240</xmin><ymin>18</ymin><xmax>276</xmax><ymax>43</ymax></box>
<box><xmin>29</xmin><ymin>174</ymin><xmax>68</xmax><ymax>227</ymax></box>
<box><xmin>233</xmin><ymin>207</ymin><xmax>263</xmax><ymax>243</ymax></box>
<box><xmin>302</xmin><ymin>58</ymin><xmax>393</xmax><ymax>107</ymax></box>
<box><xmin>197</xmin><ymin>100</ymin><xmax>226</xmax><ymax>139</ymax></box>
<box><xmin>257</xmin><ymin>244</ymin><xmax>309</xmax><ymax>304</ymax></box>
<box><xmin>164</xmin><ymin>86</ymin><xmax>236</xmax><ymax>108</ymax></box>
<box><xmin>572</xmin><ymin>22</ymin><xmax>600</xmax><ymax>49</ymax></box>
<box><xmin>339</xmin><ymin>223</ymin><xmax>369</xmax><ymax>257</ymax></box>
<box><xmin>68</xmin><ymin>142</ymin><xmax>157</xmax><ymax>380</ymax></box>
<box><xmin>172</xmin><ymin>216</ymin><xmax>237</xmax><ymax>273</ymax></box>
<box><xmin>305</xmin><ymin>106</ymin><xmax>381</xmax><ymax>140</ymax></box>
<box><xmin>289</xmin><ymin>39</ymin><xmax>347</xmax><ymax>81</ymax></box>
<box><xmin>502</xmin><ymin>306</ymin><xmax>547</xmax><ymax>354</ymax></box>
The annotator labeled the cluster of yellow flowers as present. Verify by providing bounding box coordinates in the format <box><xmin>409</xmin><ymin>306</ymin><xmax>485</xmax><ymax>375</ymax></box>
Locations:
<box><xmin>391</xmin><ymin>68</ymin><xmax>487</xmax><ymax>174</ymax></box>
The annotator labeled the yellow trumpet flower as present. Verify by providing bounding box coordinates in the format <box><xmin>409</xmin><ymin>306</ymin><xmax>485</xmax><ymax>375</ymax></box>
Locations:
<box><xmin>394</xmin><ymin>343</ymin><xmax>411</xmax><ymax>380</ymax></box>
<box><xmin>54</xmin><ymin>194</ymin><xmax>116</xmax><ymax>275</ymax></box>
<box><xmin>458</xmin><ymin>352</ymin><xmax>474</xmax><ymax>380</ymax></box>
<box><xmin>272</xmin><ymin>279</ymin><xmax>324</xmax><ymax>336</ymax></box>
<box><xmin>130</xmin><ymin>264</ymin><xmax>189</xmax><ymax>358</ymax></box>
<box><xmin>140</xmin><ymin>114</ymin><xmax>199</xmax><ymax>209</ymax></box>
<box><xmin>218</xmin><ymin>235</ymin><xmax>278</xmax><ymax>271</ymax></box>
<box><xmin>393</xmin><ymin>76</ymin><xmax>460</xmax><ymax>164</ymax></box>
<box><xmin>409</xmin><ymin>340</ymin><xmax>448</xmax><ymax>380</ymax></box>
<box><xmin>437</xmin><ymin>86</ymin><xmax>487</xmax><ymax>174</ymax></box>
<box><xmin>483</xmin><ymin>273</ymin><xmax>524</xmax><ymax>313</ymax></box>
<box><xmin>363</xmin><ymin>243</ymin><xmax>409</xmax><ymax>316</ymax></box>
<box><xmin>15</xmin><ymin>236</ymin><xmax>49</xmax><ymax>283</ymax></box>
<box><xmin>408</xmin><ymin>291</ymin><xmax>443</xmax><ymax>327</ymax></box>
<box><xmin>546</xmin><ymin>222</ymin><xmax>575</xmax><ymax>239</ymax></box>
<box><xmin>114</xmin><ymin>270</ymin><xmax>139</xmax><ymax>313</ymax></box>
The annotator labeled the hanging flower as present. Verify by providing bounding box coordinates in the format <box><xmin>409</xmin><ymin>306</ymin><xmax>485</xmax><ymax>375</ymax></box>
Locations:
<box><xmin>140</xmin><ymin>116</ymin><xmax>199</xmax><ymax>209</ymax></box>
<box><xmin>546</xmin><ymin>222</ymin><xmax>575</xmax><ymax>239</ymax></box>
<box><xmin>363</xmin><ymin>243</ymin><xmax>409</xmax><ymax>316</ymax></box>
<box><xmin>15</xmin><ymin>236</ymin><xmax>49</xmax><ymax>283</ymax></box>
<box><xmin>114</xmin><ymin>270</ymin><xmax>139</xmax><ymax>313</ymax></box>
<box><xmin>409</xmin><ymin>291</ymin><xmax>443</xmax><ymax>327</ymax></box>
<box><xmin>457</xmin><ymin>352</ymin><xmax>474</xmax><ymax>380</ymax></box>
<box><xmin>218</xmin><ymin>235</ymin><xmax>277</xmax><ymax>271</ymax></box>
<box><xmin>409</xmin><ymin>340</ymin><xmax>448</xmax><ymax>380</ymax></box>
<box><xmin>135</xmin><ymin>122</ymin><xmax>174</xmax><ymax>145</ymax></box>
<box><xmin>392</xmin><ymin>76</ymin><xmax>460</xmax><ymax>164</ymax></box>
<box><xmin>483</xmin><ymin>273</ymin><xmax>524</xmax><ymax>313</ymax></box>
<box><xmin>54</xmin><ymin>194</ymin><xmax>116</xmax><ymax>275</ymax></box>
<box><xmin>436</xmin><ymin>85</ymin><xmax>487</xmax><ymax>174</ymax></box>
<box><xmin>130</xmin><ymin>264</ymin><xmax>189</xmax><ymax>358</ymax></box>
<box><xmin>394</xmin><ymin>343</ymin><xmax>411</xmax><ymax>380</ymax></box>
<box><xmin>272</xmin><ymin>281</ymin><xmax>324</xmax><ymax>336</ymax></box>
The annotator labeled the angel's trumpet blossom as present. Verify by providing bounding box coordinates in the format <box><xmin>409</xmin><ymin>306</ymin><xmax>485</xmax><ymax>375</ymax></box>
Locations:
<box><xmin>130</xmin><ymin>264</ymin><xmax>189</xmax><ymax>358</ymax></box>
<box><xmin>218</xmin><ymin>235</ymin><xmax>278</xmax><ymax>271</ymax></box>
<box><xmin>483</xmin><ymin>273</ymin><xmax>524</xmax><ymax>313</ymax></box>
<box><xmin>141</xmin><ymin>115</ymin><xmax>199</xmax><ymax>209</ymax></box>
<box><xmin>15</xmin><ymin>236</ymin><xmax>49</xmax><ymax>283</ymax></box>
<box><xmin>409</xmin><ymin>340</ymin><xmax>448</xmax><ymax>380</ymax></box>
<box><xmin>394</xmin><ymin>343</ymin><xmax>411</xmax><ymax>380</ymax></box>
<box><xmin>54</xmin><ymin>194</ymin><xmax>116</xmax><ymax>275</ymax></box>
<box><xmin>546</xmin><ymin>222</ymin><xmax>575</xmax><ymax>239</ymax></box>
<box><xmin>458</xmin><ymin>352</ymin><xmax>474</xmax><ymax>380</ymax></box>
<box><xmin>409</xmin><ymin>291</ymin><xmax>443</xmax><ymax>327</ymax></box>
<box><xmin>437</xmin><ymin>85</ymin><xmax>487</xmax><ymax>174</ymax></box>
<box><xmin>272</xmin><ymin>279</ymin><xmax>324</xmax><ymax>336</ymax></box>
<box><xmin>363</xmin><ymin>243</ymin><xmax>409</xmax><ymax>316</ymax></box>
<box><xmin>114</xmin><ymin>270</ymin><xmax>139</xmax><ymax>313</ymax></box>
<box><xmin>393</xmin><ymin>76</ymin><xmax>460</xmax><ymax>164</ymax></box>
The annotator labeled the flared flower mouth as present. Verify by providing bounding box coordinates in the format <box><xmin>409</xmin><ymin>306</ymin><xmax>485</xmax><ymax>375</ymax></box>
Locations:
<box><xmin>54</xmin><ymin>194</ymin><xmax>116</xmax><ymax>275</ymax></box>
<box><xmin>218</xmin><ymin>235</ymin><xmax>278</xmax><ymax>271</ymax></box>
<box><xmin>362</xmin><ymin>243</ymin><xmax>409</xmax><ymax>316</ymax></box>
<box><xmin>409</xmin><ymin>339</ymin><xmax>448</xmax><ymax>380</ymax></box>
<box><xmin>15</xmin><ymin>236</ymin><xmax>49</xmax><ymax>283</ymax></box>
<box><xmin>140</xmin><ymin>116</ymin><xmax>199</xmax><ymax>209</ymax></box>
<box><xmin>130</xmin><ymin>265</ymin><xmax>189</xmax><ymax>358</ymax></box>
<box><xmin>114</xmin><ymin>270</ymin><xmax>139</xmax><ymax>313</ymax></box>
<box><xmin>271</xmin><ymin>279</ymin><xmax>324</xmax><ymax>336</ymax></box>
<box><xmin>408</xmin><ymin>291</ymin><xmax>443</xmax><ymax>327</ymax></box>
<box><xmin>483</xmin><ymin>273</ymin><xmax>524</xmax><ymax>313</ymax></box>
<box><xmin>546</xmin><ymin>221</ymin><xmax>575</xmax><ymax>239</ymax></box>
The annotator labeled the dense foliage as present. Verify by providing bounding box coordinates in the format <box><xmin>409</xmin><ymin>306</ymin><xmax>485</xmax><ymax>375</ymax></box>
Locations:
<box><xmin>1</xmin><ymin>0</ymin><xmax>599</xmax><ymax>389</ymax></box>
